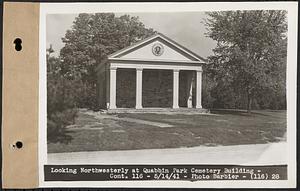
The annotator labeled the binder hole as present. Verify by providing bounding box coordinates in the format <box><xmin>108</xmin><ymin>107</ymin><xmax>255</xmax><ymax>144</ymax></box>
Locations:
<box><xmin>15</xmin><ymin>141</ymin><xmax>23</xmax><ymax>149</ymax></box>
<box><xmin>13</xmin><ymin>38</ymin><xmax>22</xmax><ymax>51</ymax></box>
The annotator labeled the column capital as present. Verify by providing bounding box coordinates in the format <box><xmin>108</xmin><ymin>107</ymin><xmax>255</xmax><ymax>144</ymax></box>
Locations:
<box><xmin>136</xmin><ymin>68</ymin><xmax>143</xmax><ymax>71</ymax></box>
<box><xmin>196</xmin><ymin>69</ymin><xmax>203</xmax><ymax>73</ymax></box>
<box><xmin>110</xmin><ymin>66</ymin><xmax>117</xmax><ymax>70</ymax></box>
<box><xmin>173</xmin><ymin>69</ymin><xmax>180</xmax><ymax>72</ymax></box>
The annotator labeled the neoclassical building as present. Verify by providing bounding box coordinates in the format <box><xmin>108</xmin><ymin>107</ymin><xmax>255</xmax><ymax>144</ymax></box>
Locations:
<box><xmin>96</xmin><ymin>33</ymin><xmax>206</xmax><ymax>111</ymax></box>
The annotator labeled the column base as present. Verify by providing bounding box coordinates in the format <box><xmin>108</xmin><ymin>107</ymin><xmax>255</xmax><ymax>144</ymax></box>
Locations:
<box><xmin>187</xmin><ymin>99</ymin><xmax>193</xmax><ymax>108</ymax></box>
<box><xmin>135</xmin><ymin>106</ymin><xmax>143</xmax><ymax>109</ymax></box>
<box><xmin>109</xmin><ymin>103</ymin><xmax>117</xmax><ymax>109</ymax></box>
<box><xmin>172</xmin><ymin>106</ymin><xmax>179</xmax><ymax>109</ymax></box>
<box><xmin>196</xmin><ymin>105</ymin><xmax>202</xmax><ymax>109</ymax></box>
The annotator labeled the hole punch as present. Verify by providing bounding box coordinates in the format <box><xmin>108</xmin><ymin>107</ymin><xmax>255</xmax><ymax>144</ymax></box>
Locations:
<box><xmin>13</xmin><ymin>38</ymin><xmax>22</xmax><ymax>51</ymax></box>
<box><xmin>15</xmin><ymin>141</ymin><xmax>23</xmax><ymax>149</ymax></box>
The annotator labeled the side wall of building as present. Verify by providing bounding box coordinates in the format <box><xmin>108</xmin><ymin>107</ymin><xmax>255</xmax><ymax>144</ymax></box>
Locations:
<box><xmin>96</xmin><ymin>64</ymin><xmax>108</xmax><ymax>109</ymax></box>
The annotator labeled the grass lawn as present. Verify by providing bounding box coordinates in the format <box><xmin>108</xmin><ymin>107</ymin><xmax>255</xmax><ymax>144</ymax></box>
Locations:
<box><xmin>47</xmin><ymin>109</ymin><xmax>286</xmax><ymax>153</ymax></box>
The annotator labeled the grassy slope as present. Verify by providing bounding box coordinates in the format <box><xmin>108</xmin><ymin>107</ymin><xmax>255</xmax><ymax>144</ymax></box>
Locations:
<box><xmin>48</xmin><ymin>110</ymin><xmax>286</xmax><ymax>153</ymax></box>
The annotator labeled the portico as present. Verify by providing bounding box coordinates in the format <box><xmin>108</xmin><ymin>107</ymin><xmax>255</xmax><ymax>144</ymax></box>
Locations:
<box><xmin>96</xmin><ymin>33</ymin><xmax>206</xmax><ymax>111</ymax></box>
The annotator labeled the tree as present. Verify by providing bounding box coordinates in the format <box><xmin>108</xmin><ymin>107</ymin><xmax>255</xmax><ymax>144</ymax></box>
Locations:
<box><xmin>205</xmin><ymin>10</ymin><xmax>287</xmax><ymax>112</ymax></box>
<box><xmin>60</xmin><ymin>13</ymin><xmax>155</xmax><ymax>109</ymax></box>
<box><xmin>47</xmin><ymin>47</ymin><xmax>79</xmax><ymax>143</ymax></box>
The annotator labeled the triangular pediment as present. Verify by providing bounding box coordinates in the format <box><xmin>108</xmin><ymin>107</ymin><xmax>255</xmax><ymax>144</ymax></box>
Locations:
<box><xmin>108</xmin><ymin>33</ymin><xmax>206</xmax><ymax>62</ymax></box>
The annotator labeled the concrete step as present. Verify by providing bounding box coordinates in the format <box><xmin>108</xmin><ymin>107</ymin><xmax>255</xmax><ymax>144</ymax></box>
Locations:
<box><xmin>105</xmin><ymin>107</ymin><xmax>210</xmax><ymax>114</ymax></box>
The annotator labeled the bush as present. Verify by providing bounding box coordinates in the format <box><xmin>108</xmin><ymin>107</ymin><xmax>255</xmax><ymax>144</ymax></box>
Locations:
<box><xmin>47</xmin><ymin>56</ymin><xmax>79</xmax><ymax>143</ymax></box>
<box><xmin>47</xmin><ymin>109</ymin><xmax>78</xmax><ymax>143</ymax></box>
<box><xmin>76</xmin><ymin>82</ymin><xmax>99</xmax><ymax>111</ymax></box>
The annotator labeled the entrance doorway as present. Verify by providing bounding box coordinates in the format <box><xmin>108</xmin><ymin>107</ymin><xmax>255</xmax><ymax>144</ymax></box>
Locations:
<box><xmin>142</xmin><ymin>69</ymin><xmax>173</xmax><ymax>107</ymax></box>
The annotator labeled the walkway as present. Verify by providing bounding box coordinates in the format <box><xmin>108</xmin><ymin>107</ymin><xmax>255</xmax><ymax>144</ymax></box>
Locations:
<box><xmin>48</xmin><ymin>142</ymin><xmax>287</xmax><ymax>165</ymax></box>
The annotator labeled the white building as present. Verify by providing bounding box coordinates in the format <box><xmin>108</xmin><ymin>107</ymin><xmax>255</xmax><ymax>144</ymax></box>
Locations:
<box><xmin>96</xmin><ymin>33</ymin><xmax>207</xmax><ymax>111</ymax></box>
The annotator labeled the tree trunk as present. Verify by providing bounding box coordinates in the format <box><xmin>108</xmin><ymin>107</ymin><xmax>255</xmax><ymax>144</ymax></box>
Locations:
<box><xmin>247</xmin><ymin>95</ymin><xmax>252</xmax><ymax>113</ymax></box>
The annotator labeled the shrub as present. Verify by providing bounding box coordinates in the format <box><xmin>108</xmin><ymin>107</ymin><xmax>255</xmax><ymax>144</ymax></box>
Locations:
<box><xmin>47</xmin><ymin>109</ymin><xmax>78</xmax><ymax>143</ymax></box>
<box><xmin>47</xmin><ymin>56</ymin><xmax>79</xmax><ymax>143</ymax></box>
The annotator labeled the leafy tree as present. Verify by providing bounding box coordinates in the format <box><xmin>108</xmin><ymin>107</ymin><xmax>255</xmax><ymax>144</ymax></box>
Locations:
<box><xmin>47</xmin><ymin>48</ymin><xmax>79</xmax><ymax>143</ymax></box>
<box><xmin>60</xmin><ymin>13</ymin><xmax>155</xmax><ymax>109</ymax></box>
<box><xmin>205</xmin><ymin>10</ymin><xmax>287</xmax><ymax>112</ymax></box>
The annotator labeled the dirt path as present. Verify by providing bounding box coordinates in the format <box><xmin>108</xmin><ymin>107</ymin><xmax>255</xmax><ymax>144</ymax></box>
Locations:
<box><xmin>48</xmin><ymin>142</ymin><xmax>287</xmax><ymax>165</ymax></box>
<box><xmin>87</xmin><ymin>110</ymin><xmax>173</xmax><ymax>128</ymax></box>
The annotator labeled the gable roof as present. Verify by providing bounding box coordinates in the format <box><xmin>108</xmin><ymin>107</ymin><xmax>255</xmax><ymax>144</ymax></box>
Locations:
<box><xmin>108</xmin><ymin>33</ymin><xmax>207</xmax><ymax>62</ymax></box>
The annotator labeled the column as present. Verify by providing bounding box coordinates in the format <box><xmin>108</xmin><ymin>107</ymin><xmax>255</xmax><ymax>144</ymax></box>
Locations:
<box><xmin>186</xmin><ymin>72</ymin><xmax>194</xmax><ymax>108</ymax></box>
<box><xmin>109</xmin><ymin>67</ymin><xmax>117</xmax><ymax>109</ymax></box>
<box><xmin>196</xmin><ymin>70</ymin><xmax>202</xmax><ymax>109</ymax></box>
<box><xmin>136</xmin><ymin>68</ymin><xmax>143</xmax><ymax>109</ymax></box>
<box><xmin>173</xmin><ymin>69</ymin><xmax>179</xmax><ymax>109</ymax></box>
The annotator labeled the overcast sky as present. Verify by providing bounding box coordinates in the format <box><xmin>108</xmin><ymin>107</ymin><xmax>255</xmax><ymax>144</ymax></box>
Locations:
<box><xmin>46</xmin><ymin>12</ymin><xmax>216</xmax><ymax>58</ymax></box>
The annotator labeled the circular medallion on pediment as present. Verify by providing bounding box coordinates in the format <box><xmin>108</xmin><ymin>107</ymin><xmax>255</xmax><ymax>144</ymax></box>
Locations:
<box><xmin>152</xmin><ymin>43</ymin><xmax>164</xmax><ymax>56</ymax></box>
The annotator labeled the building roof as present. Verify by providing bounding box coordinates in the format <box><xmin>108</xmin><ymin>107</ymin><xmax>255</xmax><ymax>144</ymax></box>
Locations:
<box><xmin>108</xmin><ymin>33</ymin><xmax>207</xmax><ymax>63</ymax></box>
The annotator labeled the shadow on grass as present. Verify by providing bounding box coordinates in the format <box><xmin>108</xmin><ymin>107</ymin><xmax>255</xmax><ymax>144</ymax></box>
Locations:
<box><xmin>211</xmin><ymin>109</ymin><xmax>270</xmax><ymax>117</ymax></box>
<box><xmin>47</xmin><ymin>129</ymin><xmax>74</xmax><ymax>144</ymax></box>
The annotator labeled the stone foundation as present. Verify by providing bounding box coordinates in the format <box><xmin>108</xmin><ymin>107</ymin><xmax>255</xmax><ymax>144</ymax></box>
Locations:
<box><xmin>106</xmin><ymin>107</ymin><xmax>210</xmax><ymax>114</ymax></box>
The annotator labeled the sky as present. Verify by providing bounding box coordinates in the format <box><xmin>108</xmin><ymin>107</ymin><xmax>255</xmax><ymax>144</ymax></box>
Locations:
<box><xmin>46</xmin><ymin>12</ymin><xmax>216</xmax><ymax>58</ymax></box>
